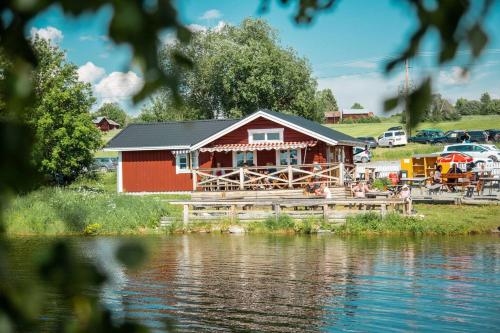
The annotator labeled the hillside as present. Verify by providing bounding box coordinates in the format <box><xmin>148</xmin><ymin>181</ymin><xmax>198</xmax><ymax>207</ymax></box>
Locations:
<box><xmin>326</xmin><ymin>115</ymin><xmax>500</xmax><ymax>138</ymax></box>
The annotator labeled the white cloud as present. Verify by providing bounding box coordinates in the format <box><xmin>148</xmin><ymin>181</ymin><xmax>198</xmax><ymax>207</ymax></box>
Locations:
<box><xmin>200</xmin><ymin>9</ymin><xmax>222</xmax><ymax>20</ymax></box>
<box><xmin>343</xmin><ymin>60</ymin><xmax>378</xmax><ymax>69</ymax></box>
<box><xmin>30</xmin><ymin>26</ymin><xmax>63</xmax><ymax>44</ymax></box>
<box><xmin>94</xmin><ymin>71</ymin><xmax>144</xmax><ymax>104</ymax></box>
<box><xmin>318</xmin><ymin>72</ymin><xmax>405</xmax><ymax>116</ymax></box>
<box><xmin>213</xmin><ymin>21</ymin><xmax>227</xmax><ymax>33</ymax></box>
<box><xmin>77</xmin><ymin>62</ymin><xmax>105</xmax><ymax>83</ymax></box>
<box><xmin>438</xmin><ymin>66</ymin><xmax>469</xmax><ymax>86</ymax></box>
<box><xmin>188</xmin><ymin>23</ymin><xmax>208</xmax><ymax>33</ymax></box>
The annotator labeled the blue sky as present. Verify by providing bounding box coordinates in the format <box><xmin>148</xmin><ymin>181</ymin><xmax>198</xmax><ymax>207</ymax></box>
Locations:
<box><xmin>28</xmin><ymin>0</ymin><xmax>500</xmax><ymax>116</ymax></box>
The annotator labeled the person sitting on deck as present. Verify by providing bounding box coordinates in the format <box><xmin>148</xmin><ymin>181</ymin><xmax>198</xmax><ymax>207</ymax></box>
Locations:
<box><xmin>351</xmin><ymin>181</ymin><xmax>366</xmax><ymax>198</ymax></box>
<box><xmin>446</xmin><ymin>163</ymin><xmax>462</xmax><ymax>192</ymax></box>
<box><xmin>304</xmin><ymin>177</ymin><xmax>324</xmax><ymax>196</ymax></box>
<box><xmin>432</xmin><ymin>165</ymin><xmax>442</xmax><ymax>184</ymax></box>
<box><xmin>399</xmin><ymin>184</ymin><xmax>411</xmax><ymax>199</ymax></box>
<box><xmin>212</xmin><ymin>162</ymin><xmax>225</xmax><ymax>177</ymax></box>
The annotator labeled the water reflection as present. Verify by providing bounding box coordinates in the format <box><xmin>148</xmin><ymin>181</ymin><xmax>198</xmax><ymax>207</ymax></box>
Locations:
<box><xmin>8</xmin><ymin>235</ymin><xmax>500</xmax><ymax>332</ymax></box>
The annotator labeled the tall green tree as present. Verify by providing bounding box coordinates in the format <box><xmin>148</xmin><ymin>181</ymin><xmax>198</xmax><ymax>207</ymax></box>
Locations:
<box><xmin>455</xmin><ymin>97</ymin><xmax>481</xmax><ymax>115</ymax></box>
<box><xmin>94</xmin><ymin>102</ymin><xmax>128</xmax><ymax>126</ymax></box>
<box><xmin>351</xmin><ymin>102</ymin><xmax>364</xmax><ymax>109</ymax></box>
<box><xmin>138</xmin><ymin>90</ymin><xmax>200</xmax><ymax>122</ymax></box>
<box><xmin>27</xmin><ymin>38</ymin><xmax>100</xmax><ymax>184</ymax></box>
<box><xmin>316</xmin><ymin>89</ymin><xmax>338</xmax><ymax>113</ymax></box>
<box><xmin>425</xmin><ymin>94</ymin><xmax>461</xmax><ymax>121</ymax></box>
<box><xmin>150</xmin><ymin>18</ymin><xmax>320</xmax><ymax>121</ymax></box>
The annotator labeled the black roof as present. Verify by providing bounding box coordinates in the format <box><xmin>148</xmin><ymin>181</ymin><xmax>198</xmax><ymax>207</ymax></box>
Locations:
<box><xmin>106</xmin><ymin>119</ymin><xmax>239</xmax><ymax>149</ymax></box>
<box><xmin>106</xmin><ymin>109</ymin><xmax>361</xmax><ymax>149</ymax></box>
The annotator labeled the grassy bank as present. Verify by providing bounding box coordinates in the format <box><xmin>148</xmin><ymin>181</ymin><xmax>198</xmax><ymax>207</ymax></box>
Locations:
<box><xmin>326</xmin><ymin>115</ymin><xmax>500</xmax><ymax>138</ymax></box>
<box><xmin>162</xmin><ymin>204</ymin><xmax>500</xmax><ymax>236</ymax></box>
<box><xmin>4</xmin><ymin>172</ymin><xmax>499</xmax><ymax>236</ymax></box>
<box><xmin>369</xmin><ymin>143</ymin><xmax>446</xmax><ymax>161</ymax></box>
<box><xmin>3</xmin><ymin>172</ymin><xmax>186</xmax><ymax>236</ymax></box>
<box><xmin>335</xmin><ymin>204</ymin><xmax>500</xmax><ymax>235</ymax></box>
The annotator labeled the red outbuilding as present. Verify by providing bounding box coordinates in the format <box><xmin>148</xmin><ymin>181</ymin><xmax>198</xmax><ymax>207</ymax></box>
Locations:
<box><xmin>105</xmin><ymin>109</ymin><xmax>361</xmax><ymax>193</ymax></box>
<box><xmin>93</xmin><ymin>116</ymin><xmax>120</xmax><ymax>131</ymax></box>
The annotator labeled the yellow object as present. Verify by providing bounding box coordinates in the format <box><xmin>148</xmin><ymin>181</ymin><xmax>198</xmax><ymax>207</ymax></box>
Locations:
<box><xmin>400</xmin><ymin>154</ymin><xmax>440</xmax><ymax>178</ymax></box>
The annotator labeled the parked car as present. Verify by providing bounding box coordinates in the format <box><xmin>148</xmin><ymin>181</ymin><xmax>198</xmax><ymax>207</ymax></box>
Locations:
<box><xmin>408</xmin><ymin>129</ymin><xmax>445</xmax><ymax>144</ymax></box>
<box><xmin>356</xmin><ymin>136</ymin><xmax>378</xmax><ymax>149</ymax></box>
<box><xmin>353</xmin><ymin>146</ymin><xmax>371</xmax><ymax>163</ymax></box>
<box><xmin>92</xmin><ymin>157</ymin><xmax>118</xmax><ymax>172</ymax></box>
<box><xmin>378</xmin><ymin>130</ymin><xmax>407</xmax><ymax>147</ymax></box>
<box><xmin>441</xmin><ymin>143</ymin><xmax>499</xmax><ymax>162</ymax></box>
<box><xmin>430</xmin><ymin>130</ymin><xmax>488</xmax><ymax>144</ymax></box>
<box><xmin>485</xmin><ymin>129</ymin><xmax>500</xmax><ymax>142</ymax></box>
<box><xmin>387</xmin><ymin>125</ymin><xmax>403</xmax><ymax>131</ymax></box>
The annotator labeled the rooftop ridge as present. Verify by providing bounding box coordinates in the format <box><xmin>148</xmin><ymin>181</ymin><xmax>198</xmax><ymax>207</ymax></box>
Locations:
<box><xmin>128</xmin><ymin>118</ymin><xmax>241</xmax><ymax>126</ymax></box>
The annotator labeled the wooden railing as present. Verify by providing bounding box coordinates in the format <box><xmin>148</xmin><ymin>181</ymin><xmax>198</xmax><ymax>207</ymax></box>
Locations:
<box><xmin>192</xmin><ymin>163</ymin><xmax>355</xmax><ymax>191</ymax></box>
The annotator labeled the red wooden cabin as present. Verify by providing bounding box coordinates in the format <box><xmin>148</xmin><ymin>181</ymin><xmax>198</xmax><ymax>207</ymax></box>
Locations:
<box><xmin>93</xmin><ymin>116</ymin><xmax>120</xmax><ymax>131</ymax></box>
<box><xmin>105</xmin><ymin>110</ymin><xmax>361</xmax><ymax>193</ymax></box>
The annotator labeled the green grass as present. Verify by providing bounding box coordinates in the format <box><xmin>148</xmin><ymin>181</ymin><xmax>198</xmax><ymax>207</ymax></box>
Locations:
<box><xmin>327</xmin><ymin>115</ymin><xmax>500</xmax><ymax>138</ymax></box>
<box><xmin>3</xmin><ymin>172</ymin><xmax>188</xmax><ymax>236</ymax></box>
<box><xmin>326</xmin><ymin>115</ymin><xmax>500</xmax><ymax>161</ymax></box>
<box><xmin>95</xmin><ymin>129</ymin><xmax>121</xmax><ymax>158</ymax></box>
<box><xmin>335</xmin><ymin>204</ymin><xmax>500</xmax><ymax>235</ymax></box>
<box><xmin>369</xmin><ymin>143</ymin><xmax>445</xmax><ymax>161</ymax></box>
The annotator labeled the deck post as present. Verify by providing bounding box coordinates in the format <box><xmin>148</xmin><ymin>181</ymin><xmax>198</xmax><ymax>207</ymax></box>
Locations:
<box><xmin>183</xmin><ymin>204</ymin><xmax>189</xmax><ymax>224</ymax></box>
<box><xmin>323</xmin><ymin>204</ymin><xmax>329</xmax><ymax>221</ymax></box>
<box><xmin>273</xmin><ymin>203</ymin><xmax>281</xmax><ymax>221</ymax></box>
<box><xmin>239</xmin><ymin>168</ymin><xmax>244</xmax><ymax>190</ymax></box>
<box><xmin>381</xmin><ymin>203</ymin><xmax>387</xmax><ymax>217</ymax></box>
<box><xmin>288</xmin><ymin>165</ymin><xmax>293</xmax><ymax>188</ymax></box>
<box><xmin>339</xmin><ymin>162</ymin><xmax>345</xmax><ymax>186</ymax></box>
<box><xmin>192</xmin><ymin>170</ymin><xmax>197</xmax><ymax>191</ymax></box>
<box><xmin>230</xmin><ymin>204</ymin><xmax>236</xmax><ymax>222</ymax></box>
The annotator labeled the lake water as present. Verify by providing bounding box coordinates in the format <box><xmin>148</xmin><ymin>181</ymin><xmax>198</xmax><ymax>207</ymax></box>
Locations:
<box><xmin>7</xmin><ymin>234</ymin><xmax>500</xmax><ymax>332</ymax></box>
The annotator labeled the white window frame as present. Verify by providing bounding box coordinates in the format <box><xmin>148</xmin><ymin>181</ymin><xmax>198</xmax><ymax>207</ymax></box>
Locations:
<box><xmin>248</xmin><ymin>128</ymin><xmax>284</xmax><ymax>143</ymax></box>
<box><xmin>175</xmin><ymin>153</ymin><xmax>190</xmax><ymax>174</ymax></box>
<box><xmin>275</xmin><ymin>148</ymin><xmax>302</xmax><ymax>166</ymax></box>
<box><xmin>232</xmin><ymin>151</ymin><xmax>257</xmax><ymax>167</ymax></box>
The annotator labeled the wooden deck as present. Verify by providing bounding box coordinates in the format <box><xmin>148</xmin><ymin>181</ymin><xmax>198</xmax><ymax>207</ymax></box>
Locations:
<box><xmin>167</xmin><ymin>197</ymin><xmax>412</xmax><ymax>224</ymax></box>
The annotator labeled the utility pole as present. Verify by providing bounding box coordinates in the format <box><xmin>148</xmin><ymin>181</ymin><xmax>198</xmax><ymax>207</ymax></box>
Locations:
<box><xmin>404</xmin><ymin>58</ymin><xmax>411</xmax><ymax>137</ymax></box>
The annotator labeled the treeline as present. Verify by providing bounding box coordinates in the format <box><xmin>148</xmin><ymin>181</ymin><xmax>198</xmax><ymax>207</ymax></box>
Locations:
<box><xmin>455</xmin><ymin>92</ymin><xmax>500</xmax><ymax>115</ymax></box>
<box><xmin>136</xmin><ymin>18</ymin><xmax>338</xmax><ymax>123</ymax></box>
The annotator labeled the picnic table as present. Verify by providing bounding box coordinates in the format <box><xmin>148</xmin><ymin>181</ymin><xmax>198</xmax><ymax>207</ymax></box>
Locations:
<box><xmin>442</xmin><ymin>172</ymin><xmax>472</xmax><ymax>192</ymax></box>
<box><xmin>366</xmin><ymin>191</ymin><xmax>392</xmax><ymax>198</ymax></box>
<box><xmin>400</xmin><ymin>177</ymin><xmax>428</xmax><ymax>195</ymax></box>
<box><xmin>478</xmin><ymin>177</ymin><xmax>500</xmax><ymax>195</ymax></box>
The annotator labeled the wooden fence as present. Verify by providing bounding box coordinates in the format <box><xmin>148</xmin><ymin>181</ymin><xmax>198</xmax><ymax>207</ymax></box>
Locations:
<box><xmin>192</xmin><ymin>163</ymin><xmax>355</xmax><ymax>191</ymax></box>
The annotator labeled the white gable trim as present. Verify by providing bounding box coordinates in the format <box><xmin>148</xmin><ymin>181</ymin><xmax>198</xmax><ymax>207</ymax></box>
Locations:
<box><xmin>190</xmin><ymin>111</ymin><xmax>338</xmax><ymax>151</ymax></box>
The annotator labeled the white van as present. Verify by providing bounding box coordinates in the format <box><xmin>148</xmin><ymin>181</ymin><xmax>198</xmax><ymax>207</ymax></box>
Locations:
<box><xmin>378</xmin><ymin>130</ymin><xmax>408</xmax><ymax>147</ymax></box>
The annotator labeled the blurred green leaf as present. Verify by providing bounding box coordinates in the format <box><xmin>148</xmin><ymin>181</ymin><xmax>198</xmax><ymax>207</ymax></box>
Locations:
<box><xmin>467</xmin><ymin>24</ymin><xmax>488</xmax><ymax>58</ymax></box>
<box><xmin>407</xmin><ymin>78</ymin><xmax>432</xmax><ymax>128</ymax></box>
<box><xmin>383</xmin><ymin>97</ymin><xmax>400</xmax><ymax>112</ymax></box>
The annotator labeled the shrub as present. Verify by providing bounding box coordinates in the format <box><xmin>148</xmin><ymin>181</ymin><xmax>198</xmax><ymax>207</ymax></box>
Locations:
<box><xmin>372</xmin><ymin>178</ymin><xmax>391</xmax><ymax>191</ymax></box>
<box><xmin>264</xmin><ymin>215</ymin><xmax>294</xmax><ymax>231</ymax></box>
<box><xmin>84</xmin><ymin>223</ymin><xmax>102</xmax><ymax>235</ymax></box>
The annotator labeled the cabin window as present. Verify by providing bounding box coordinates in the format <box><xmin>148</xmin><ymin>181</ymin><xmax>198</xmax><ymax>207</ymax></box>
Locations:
<box><xmin>277</xmin><ymin>149</ymin><xmax>300</xmax><ymax>165</ymax></box>
<box><xmin>175</xmin><ymin>153</ymin><xmax>189</xmax><ymax>173</ymax></box>
<box><xmin>248</xmin><ymin>129</ymin><xmax>284</xmax><ymax>143</ymax></box>
<box><xmin>234</xmin><ymin>151</ymin><xmax>255</xmax><ymax>167</ymax></box>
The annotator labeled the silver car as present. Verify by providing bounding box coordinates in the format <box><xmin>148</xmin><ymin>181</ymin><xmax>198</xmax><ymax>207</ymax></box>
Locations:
<box><xmin>353</xmin><ymin>147</ymin><xmax>371</xmax><ymax>163</ymax></box>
